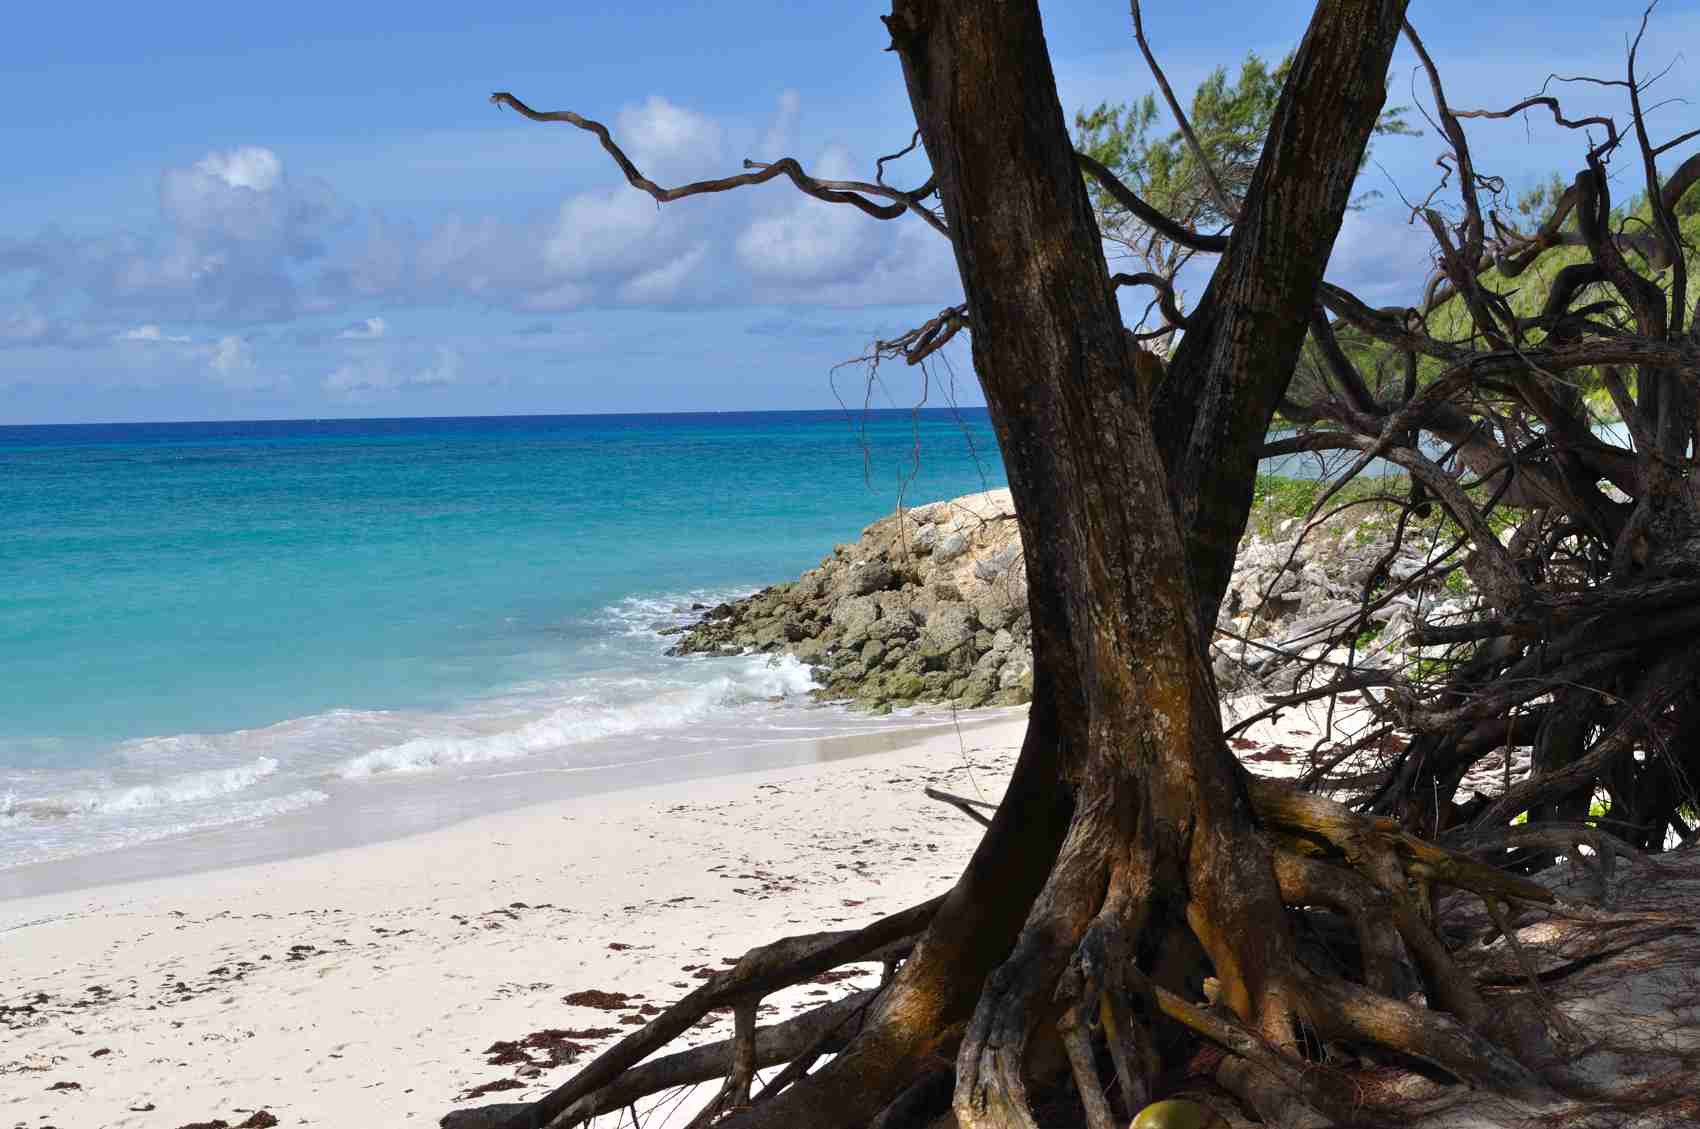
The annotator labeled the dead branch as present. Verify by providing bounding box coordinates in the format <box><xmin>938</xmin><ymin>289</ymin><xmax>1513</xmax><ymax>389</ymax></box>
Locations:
<box><xmin>1129</xmin><ymin>1</ymin><xmax>1239</xmax><ymax>224</ymax></box>
<box><xmin>1111</xmin><ymin>272</ymin><xmax>1190</xmax><ymax>330</ymax></box>
<box><xmin>451</xmin><ymin>897</ymin><xmax>940</xmax><ymax>1129</ymax></box>
<box><xmin>526</xmin><ymin>992</ymin><xmax>877</xmax><ymax>1129</ymax></box>
<box><xmin>489</xmin><ymin>92</ymin><xmax>949</xmax><ymax>237</ymax></box>
<box><xmin>923</xmin><ymin>786</ymin><xmax>996</xmax><ymax>827</ymax></box>
<box><xmin>1075</xmin><ymin>151</ymin><xmax>1231</xmax><ymax>254</ymax></box>
<box><xmin>867</xmin><ymin>304</ymin><xmax>968</xmax><ymax>367</ymax></box>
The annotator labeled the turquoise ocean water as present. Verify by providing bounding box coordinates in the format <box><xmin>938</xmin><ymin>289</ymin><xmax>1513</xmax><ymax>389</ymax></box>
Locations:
<box><xmin>0</xmin><ymin>410</ymin><xmax>1006</xmax><ymax>880</ymax></box>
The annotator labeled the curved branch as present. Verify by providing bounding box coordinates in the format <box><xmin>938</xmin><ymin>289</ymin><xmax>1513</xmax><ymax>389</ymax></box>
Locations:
<box><xmin>1110</xmin><ymin>272</ymin><xmax>1189</xmax><ymax>329</ymax></box>
<box><xmin>1575</xmin><ymin>167</ymin><xmax>1668</xmax><ymax>350</ymax></box>
<box><xmin>851</xmin><ymin>304</ymin><xmax>969</xmax><ymax>368</ymax></box>
<box><xmin>1309</xmin><ymin>305</ymin><xmax>1385</xmax><ymax>418</ymax></box>
<box><xmin>1339</xmin><ymin>438</ymin><xmax>1525</xmax><ymax>610</ymax></box>
<box><xmin>1319</xmin><ymin>282</ymin><xmax>1466</xmax><ymax>361</ymax></box>
<box><xmin>489</xmin><ymin>92</ymin><xmax>949</xmax><ymax>236</ymax></box>
<box><xmin>1625</xmin><ymin>8</ymin><xmax>1688</xmax><ymax>340</ymax></box>
<box><xmin>876</xmin><ymin>130</ymin><xmax>924</xmax><ymax>187</ymax></box>
<box><xmin>1658</xmin><ymin>149</ymin><xmax>1700</xmax><ymax>212</ymax></box>
<box><xmin>1404</xmin><ymin>21</ymin><xmax>1487</xmax><ymax>266</ymax></box>
<box><xmin>1075</xmin><ymin>151</ymin><xmax>1231</xmax><ymax>253</ymax></box>
<box><xmin>1257</xmin><ymin>430</ymin><xmax>1360</xmax><ymax>460</ymax></box>
<box><xmin>1471</xmin><ymin>647</ymin><xmax>1700</xmax><ymax>829</ymax></box>
<box><xmin>473</xmin><ymin>895</ymin><xmax>942</xmax><ymax>1129</ymax></box>
<box><xmin>1129</xmin><ymin>0</ymin><xmax>1238</xmax><ymax>223</ymax></box>
<box><xmin>1450</xmin><ymin>95</ymin><xmax>1618</xmax><ymax>148</ymax></box>
<box><xmin>557</xmin><ymin>991</ymin><xmax>878</xmax><ymax>1129</ymax></box>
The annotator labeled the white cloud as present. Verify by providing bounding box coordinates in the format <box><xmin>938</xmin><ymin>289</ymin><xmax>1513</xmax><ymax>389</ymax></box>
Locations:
<box><xmin>738</xmin><ymin>196</ymin><xmax>960</xmax><ymax>308</ymax></box>
<box><xmin>616</xmin><ymin>96</ymin><xmax>724</xmax><ymax>181</ymax></box>
<box><xmin>544</xmin><ymin>188</ymin><xmax>672</xmax><ymax>280</ymax></box>
<box><xmin>322</xmin><ymin>345</ymin><xmax>462</xmax><ymax>398</ymax></box>
<box><xmin>110</xmin><ymin>327</ymin><xmax>283</xmax><ymax>390</ymax></box>
<box><xmin>329</xmin><ymin>215</ymin><xmax>412</xmax><ymax>298</ymax></box>
<box><xmin>0</xmin><ymin>144</ymin><xmax>350</xmax><ymax>328</ymax></box>
<box><xmin>519</xmin><ymin>281</ymin><xmax>593</xmax><ymax>312</ymax></box>
<box><xmin>1</xmin><ymin>308</ymin><xmax>54</xmax><ymax>346</ymax></box>
<box><xmin>195</xmin><ymin>146</ymin><xmax>284</xmax><ymax>192</ymax></box>
<box><xmin>759</xmin><ymin>90</ymin><xmax>803</xmax><ymax>157</ymax></box>
<box><xmin>323</xmin><ymin>358</ymin><xmax>391</xmax><ymax>396</ymax></box>
<box><xmin>338</xmin><ymin>316</ymin><xmax>388</xmax><ymax>340</ymax></box>
<box><xmin>4</xmin><ymin>96</ymin><xmax>969</xmax><ymax>374</ymax></box>
<box><xmin>1325</xmin><ymin>208</ymin><xmax>1441</xmax><ymax>308</ymax></box>
<box><xmin>417</xmin><ymin>215</ymin><xmax>511</xmax><ymax>289</ymax></box>
<box><xmin>735</xmin><ymin>146</ymin><xmax>879</xmax><ymax>285</ymax></box>
<box><xmin>617</xmin><ymin>244</ymin><xmax>709</xmax><ymax>304</ymax></box>
<box><xmin>417</xmin><ymin>346</ymin><xmax>461</xmax><ymax>386</ymax></box>
<box><xmin>159</xmin><ymin>145</ymin><xmax>338</xmax><ymax>258</ymax></box>
<box><xmin>508</xmin><ymin>324</ymin><xmax>591</xmax><ymax>351</ymax></box>
<box><xmin>205</xmin><ymin>334</ymin><xmax>279</xmax><ymax>390</ymax></box>
<box><xmin>117</xmin><ymin>324</ymin><xmax>192</xmax><ymax>343</ymax></box>
<box><xmin>736</xmin><ymin>206</ymin><xmax>871</xmax><ymax>284</ymax></box>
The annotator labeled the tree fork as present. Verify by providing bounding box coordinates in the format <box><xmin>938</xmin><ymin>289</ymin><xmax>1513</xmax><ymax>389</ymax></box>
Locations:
<box><xmin>453</xmin><ymin>1</ymin><xmax>1700</xmax><ymax>1125</ymax></box>
<box><xmin>882</xmin><ymin>0</ymin><xmax>1425</xmax><ymax>1124</ymax></box>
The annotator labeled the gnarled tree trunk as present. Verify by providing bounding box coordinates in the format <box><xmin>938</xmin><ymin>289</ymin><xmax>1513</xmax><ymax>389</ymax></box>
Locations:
<box><xmin>878</xmin><ymin>3</ymin><xmax>1411</xmax><ymax>1125</ymax></box>
<box><xmin>455</xmin><ymin>4</ymin><xmax>1678</xmax><ymax>1127</ymax></box>
<box><xmin>715</xmin><ymin>2</ymin><xmax>1421</xmax><ymax>1125</ymax></box>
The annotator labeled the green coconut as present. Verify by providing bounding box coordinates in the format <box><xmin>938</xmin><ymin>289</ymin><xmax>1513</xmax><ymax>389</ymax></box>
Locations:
<box><xmin>1129</xmin><ymin>1098</ymin><xmax>1215</xmax><ymax>1129</ymax></box>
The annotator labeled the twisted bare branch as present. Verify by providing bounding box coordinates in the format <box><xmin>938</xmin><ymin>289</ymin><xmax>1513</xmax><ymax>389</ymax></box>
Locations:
<box><xmin>1075</xmin><ymin>151</ymin><xmax>1231</xmax><ymax>254</ymax></box>
<box><xmin>489</xmin><ymin>92</ymin><xmax>950</xmax><ymax>236</ymax></box>
<box><xmin>1129</xmin><ymin>1</ymin><xmax>1239</xmax><ymax>224</ymax></box>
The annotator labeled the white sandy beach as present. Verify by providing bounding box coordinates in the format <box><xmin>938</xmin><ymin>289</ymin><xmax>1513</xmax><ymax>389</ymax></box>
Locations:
<box><xmin>0</xmin><ymin>692</ymin><xmax>1396</xmax><ymax>1129</ymax></box>
<box><xmin>8</xmin><ymin>692</ymin><xmax>1697</xmax><ymax>1129</ymax></box>
<box><xmin>3</xmin><ymin>714</ymin><xmax>1030</xmax><ymax>1129</ymax></box>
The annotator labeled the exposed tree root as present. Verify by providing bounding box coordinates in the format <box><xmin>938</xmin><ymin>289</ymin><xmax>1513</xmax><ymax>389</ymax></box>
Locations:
<box><xmin>437</xmin><ymin>702</ymin><xmax>1692</xmax><ymax>1129</ymax></box>
<box><xmin>441</xmin><ymin>992</ymin><xmax>878</xmax><ymax>1129</ymax></box>
<box><xmin>461</xmin><ymin>0</ymin><xmax>1700</xmax><ymax>1125</ymax></box>
<box><xmin>441</xmin><ymin>772</ymin><xmax>1666</xmax><ymax>1129</ymax></box>
<box><xmin>441</xmin><ymin>898</ymin><xmax>940</xmax><ymax>1129</ymax></box>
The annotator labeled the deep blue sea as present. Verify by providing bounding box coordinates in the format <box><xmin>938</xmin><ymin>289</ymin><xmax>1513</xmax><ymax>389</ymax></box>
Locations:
<box><xmin>0</xmin><ymin>410</ymin><xmax>1006</xmax><ymax>878</ymax></box>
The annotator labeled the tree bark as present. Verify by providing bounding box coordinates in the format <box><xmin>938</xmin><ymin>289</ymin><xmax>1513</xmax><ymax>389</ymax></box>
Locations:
<box><xmin>452</xmin><ymin>5</ymin><xmax>1654</xmax><ymax>1128</ymax></box>
<box><xmin>874</xmin><ymin>2</ymin><xmax>1409</xmax><ymax>1125</ymax></box>
<box><xmin>1155</xmin><ymin>0</ymin><xmax>1414</xmax><ymax>629</ymax></box>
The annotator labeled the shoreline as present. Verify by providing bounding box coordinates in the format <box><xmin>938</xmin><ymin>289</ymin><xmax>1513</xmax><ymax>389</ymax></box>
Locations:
<box><xmin>2</xmin><ymin>712</ymin><xmax>1029</xmax><ymax>1128</ymax></box>
<box><xmin>0</xmin><ymin>706</ymin><xmax>1022</xmax><ymax>904</ymax></box>
<box><xmin>3</xmin><ymin>679</ymin><xmax>1523</xmax><ymax>1128</ymax></box>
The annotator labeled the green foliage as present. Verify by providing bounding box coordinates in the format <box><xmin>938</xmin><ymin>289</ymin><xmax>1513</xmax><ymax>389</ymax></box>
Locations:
<box><xmin>1515</xmin><ymin>172</ymin><xmax>1575</xmax><ymax>223</ymax></box>
<box><xmin>1075</xmin><ymin>54</ymin><xmax>1288</xmax><ymax>240</ymax></box>
<box><xmin>1073</xmin><ymin>51</ymin><xmax>1417</xmax><ymax>319</ymax></box>
<box><xmin>1246</xmin><ymin>472</ymin><xmax>1403</xmax><ymax>540</ymax></box>
<box><xmin>1248</xmin><ymin>474</ymin><xmax>1328</xmax><ymax>536</ymax></box>
<box><xmin>1298</xmin><ymin>172</ymin><xmax>1700</xmax><ymax>429</ymax></box>
<box><xmin>1413</xmin><ymin>185</ymin><xmax>1700</xmax><ymax>422</ymax></box>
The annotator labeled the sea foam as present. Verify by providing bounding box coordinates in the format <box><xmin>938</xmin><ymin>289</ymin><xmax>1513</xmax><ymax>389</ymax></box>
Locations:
<box><xmin>1</xmin><ymin>756</ymin><xmax>280</xmax><ymax>822</ymax></box>
<box><xmin>0</xmin><ymin>787</ymin><xmax>330</xmax><ymax>870</ymax></box>
<box><xmin>336</xmin><ymin>653</ymin><xmax>818</xmax><ymax>778</ymax></box>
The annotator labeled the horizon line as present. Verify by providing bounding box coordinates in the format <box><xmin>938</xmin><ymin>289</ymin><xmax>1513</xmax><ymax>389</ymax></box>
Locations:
<box><xmin>0</xmin><ymin>404</ymin><xmax>995</xmax><ymax>431</ymax></box>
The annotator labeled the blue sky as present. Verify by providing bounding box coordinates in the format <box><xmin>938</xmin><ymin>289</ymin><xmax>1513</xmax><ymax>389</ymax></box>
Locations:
<box><xmin>3</xmin><ymin>1</ymin><xmax>1695</xmax><ymax>424</ymax></box>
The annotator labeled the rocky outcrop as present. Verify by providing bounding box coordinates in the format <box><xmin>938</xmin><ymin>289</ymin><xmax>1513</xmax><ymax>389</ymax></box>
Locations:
<box><xmin>1213</xmin><ymin>510</ymin><xmax>1477</xmax><ymax>694</ymax></box>
<box><xmin>665</xmin><ymin>488</ymin><xmax>1478</xmax><ymax>710</ymax></box>
<box><xmin>666</xmin><ymin>491</ymin><xmax>1033</xmax><ymax>712</ymax></box>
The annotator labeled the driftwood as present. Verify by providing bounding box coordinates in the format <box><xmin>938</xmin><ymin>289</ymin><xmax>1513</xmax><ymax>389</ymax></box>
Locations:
<box><xmin>922</xmin><ymin>787</ymin><xmax>997</xmax><ymax>827</ymax></box>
